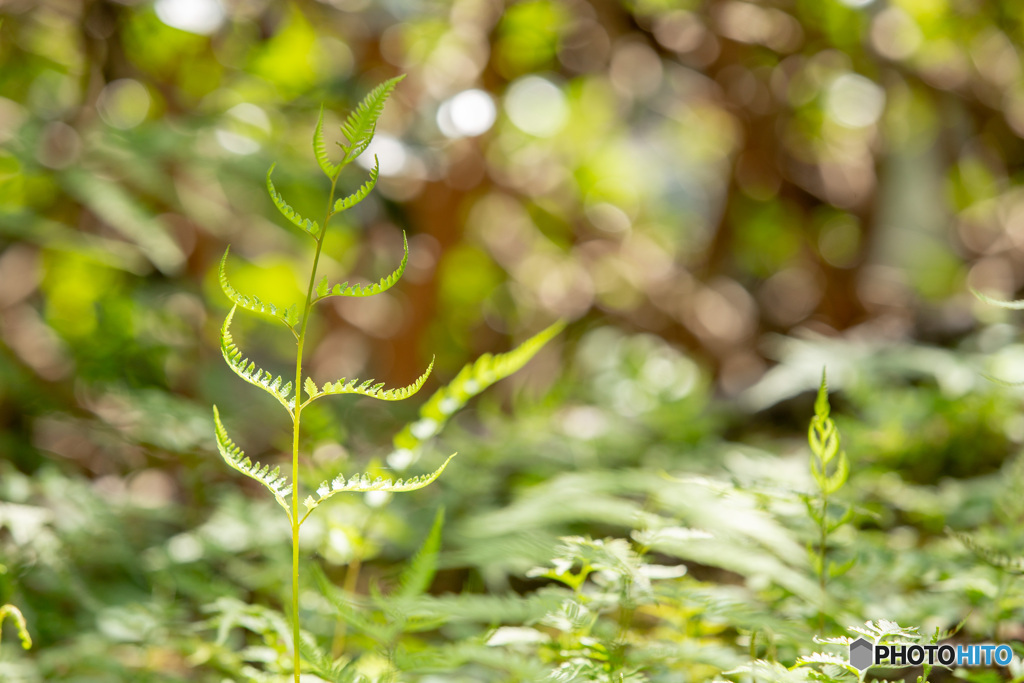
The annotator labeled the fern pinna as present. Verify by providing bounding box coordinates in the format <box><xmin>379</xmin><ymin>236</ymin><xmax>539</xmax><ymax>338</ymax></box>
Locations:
<box><xmin>212</xmin><ymin>77</ymin><xmax>561</xmax><ymax>681</ymax></box>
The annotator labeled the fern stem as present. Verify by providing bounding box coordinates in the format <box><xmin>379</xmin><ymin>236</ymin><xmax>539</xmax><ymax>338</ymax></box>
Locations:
<box><xmin>818</xmin><ymin>491</ymin><xmax>827</xmax><ymax>636</ymax></box>
<box><xmin>290</xmin><ymin>173</ymin><xmax>340</xmax><ymax>683</ymax></box>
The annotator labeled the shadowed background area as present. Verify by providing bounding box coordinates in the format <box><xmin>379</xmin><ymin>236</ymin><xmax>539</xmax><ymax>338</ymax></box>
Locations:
<box><xmin>4</xmin><ymin>0</ymin><xmax>1024</xmax><ymax>681</ymax></box>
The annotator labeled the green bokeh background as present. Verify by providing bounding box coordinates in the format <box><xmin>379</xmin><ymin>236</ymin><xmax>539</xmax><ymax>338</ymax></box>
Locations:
<box><xmin>4</xmin><ymin>0</ymin><xmax>1024</xmax><ymax>680</ymax></box>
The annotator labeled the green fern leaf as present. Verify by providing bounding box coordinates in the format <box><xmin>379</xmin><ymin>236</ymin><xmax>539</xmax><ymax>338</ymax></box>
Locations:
<box><xmin>339</xmin><ymin>75</ymin><xmax>404</xmax><ymax>161</ymax></box>
<box><xmin>848</xmin><ymin>619</ymin><xmax>920</xmax><ymax>642</ymax></box>
<box><xmin>212</xmin><ymin>406</ymin><xmax>292</xmax><ymax>518</ymax></box>
<box><xmin>313</xmin><ymin>105</ymin><xmax>340</xmax><ymax>180</ymax></box>
<box><xmin>0</xmin><ymin>604</ymin><xmax>31</xmax><ymax>650</ymax></box>
<box><xmin>266</xmin><ymin>164</ymin><xmax>320</xmax><ymax>238</ymax></box>
<box><xmin>298</xmin><ymin>632</ymin><xmax>362</xmax><ymax>683</ymax></box>
<box><xmin>398</xmin><ymin>507</ymin><xmax>444</xmax><ymax>599</ymax></box>
<box><xmin>303</xmin><ymin>356</ymin><xmax>432</xmax><ymax>407</ymax></box>
<box><xmin>303</xmin><ymin>453</ymin><xmax>455</xmax><ymax>517</ymax></box>
<box><xmin>814</xmin><ymin>368</ymin><xmax>830</xmax><ymax>419</ymax></box>
<box><xmin>809</xmin><ymin>371</ymin><xmax>838</xmax><ymax>462</ymax></box>
<box><xmin>392</xmin><ymin>321</ymin><xmax>564</xmax><ymax>458</ymax></box>
<box><xmin>219</xmin><ymin>247</ymin><xmax>299</xmax><ymax>330</ymax></box>
<box><xmin>313</xmin><ymin>232</ymin><xmax>408</xmax><ymax>302</ymax></box>
<box><xmin>822</xmin><ymin>451</ymin><xmax>849</xmax><ymax>495</ymax></box>
<box><xmin>950</xmin><ymin>528</ymin><xmax>1024</xmax><ymax>574</ymax></box>
<box><xmin>220</xmin><ymin>306</ymin><xmax>295</xmax><ymax>415</ymax></box>
<box><xmin>332</xmin><ymin>157</ymin><xmax>379</xmax><ymax>214</ymax></box>
<box><xmin>971</xmin><ymin>287</ymin><xmax>1024</xmax><ymax>309</ymax></box>
<box><xmin>206</xmin><ymin>596</ymin><xmax>293</xmax><ymax>650</ymax></box>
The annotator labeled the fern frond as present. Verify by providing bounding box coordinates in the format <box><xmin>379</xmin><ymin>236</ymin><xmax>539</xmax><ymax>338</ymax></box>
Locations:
<box><xmin>266</xmin><ymin>164</ymin><xmax>320</xmax><ymax>239</ymax></box>
<box><xmin>212</xmin><ymin>406</ymin><xmax>292</xmax><ymax>519</ymax></box>
<box><xmin>0</xmin><ymin>604</ymin><xmax>31</xmax><ymax>650</ymax></box>
<box><xmin>313</xmin><ymin>232</ymin><xmax>408</xmax><ymax>303</ymax></box>
<box><xmin>302</xmin><ymin>453</ymin><xmax>455</xmax><ymax>519</ymax></box>
<box><xmin>392</xmin><ymin>321</ymin><xmax>565</xmax><ymax>459</ymax></box>
<box><xmin>814</xmin><ymin>368</ymin><xmax>830</xmax><ymax>419</ymax></box>
<box><xmin>205</xmin><ymin>596</ymin><xmax>293</xmax><ymax>649</ymax></box>
<box><xmin>302</xmin><ymin>355</ymin><xmax>432</xmax><ymax>407</ymax></box>
<box><xmin>398</xmin><ymin>507</ymin><xmax>444</xmax><ymax>599</ymax></box>
<box><xmin>220</xmin><ymin>306</ymin><xmax>295</xmax><ymax>416</ymax></box>
<box><xmin>219</xmin><ymin>247</ymin><xmax>299</xmax><ymax>333</ymax></box>
<box><xmin>339</xmin><ymin>75</ymin><xmax>404</xmax><ymax>161</ymax></box>
<box><xmin>332</xmin><ymin>156</ymin><xmax>379</xmax><ymax>214</ymax></box>
<box><xmin>971</xmin><ymin>287</ymin><xmax>1024</xmax><ymax>309</ymax></box>
<box><xmin>949</xmin><ymin>528</ymin><xmax>1024</xmax><ymax>573</ymax></box>
<box><xmin>847</xmin><ymin>619</ymin><xmax>919</xmax><ymax>642</ymax></box>
<box><xmin>313</xmin><ymin>105</ymin><xmax>340</xmax><ymax>180</ymax></box>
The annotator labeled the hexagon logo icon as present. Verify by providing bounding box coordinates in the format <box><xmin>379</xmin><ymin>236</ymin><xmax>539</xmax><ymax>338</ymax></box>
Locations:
<box><xmin>849</xmin><ymin>637</ymin><xmax>873</xmax><ymax>671</ymax></box>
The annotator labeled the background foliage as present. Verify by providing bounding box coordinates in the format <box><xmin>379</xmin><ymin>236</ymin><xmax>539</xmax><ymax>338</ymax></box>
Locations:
<box><xmin>4</xmin><ymin>0</ymin><xmax>1024</xmax><ymax>680</ymax></box>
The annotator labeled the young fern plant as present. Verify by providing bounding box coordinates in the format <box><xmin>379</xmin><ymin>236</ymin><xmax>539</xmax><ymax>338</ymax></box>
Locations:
<box><xmin>213</xmin><ymin>78</ymin><xmax>563</xmax><ymax>681</ymax></box>
<box><xmin>804</xmin><ymin>370</ymin><xmax>853</xmax><ymax>633</ymax></box>
<box><xmin>215</xmin><ymin>76</ymin><xmax>438</xmax><ymax>682</ymax></box>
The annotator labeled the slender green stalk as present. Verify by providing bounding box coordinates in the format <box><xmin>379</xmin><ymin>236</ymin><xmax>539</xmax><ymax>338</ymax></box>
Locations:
<box><xmin>290</xmin><ymin>175</ymin><xmax>339</xmax><ymax>682</ymax></box>
<box><xmin>817</xmin><ymin>484</ymin><xmax>828</xmax><ymax>634</ymax></box>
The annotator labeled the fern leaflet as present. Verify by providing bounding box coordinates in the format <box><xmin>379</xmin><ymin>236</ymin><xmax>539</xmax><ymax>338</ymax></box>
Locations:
<box><xmin>392</xmin><ymin>321</ymin><xmax>564</xmax><ymax>459</ymax></box>
<box><xmin>220</xmin><ymin>305</ymin><xmax>295</xmax><ymax>415</ymax></box>
<box><xmin>398</xmin><ymin>507</ymin><xmax>444</xmax><ymax>599</ymax></box>
<box><xmin>339</xmin><ymin>75</ymin><xmax>404</xmax><ymax>161</ymax></box>
<box><xmin>313</xmin><ymin>105</ymin><xmax>340</xmax><ymax>180</ymax></box>
<box><xmin>298</xmin><ymin>632</ymin><xmax>362</xmax><ymax>683</ymax></box>
<box><xmin>302</xmin><ymin>453</ymin><xmax>456</xmax><ymax>519</ymax></box>
<box><xmin>213</xmin><ymin>406</ymin><xmax>292</xmax><ymax>519</ymax></box>
<box><xmin>0</xmin><ymin>604</ymin><xmax>31</xmax><ymax>650</ymax></box>
<box><xmin>950</xmin><ymin>528</ymin><xmax>1024</xmax><ymax>574</ymax></box>
<box><xmin>302</xmin><ymin>356</ymin><xmax>433</xmax><ymax>407</ymax></box>
<box><xmin>266</xmin><ymin>164</ymin><xmax>319</xmax><ymax>238</ymax></box>
<box><xmin>313</xmin><ymin>232</ymin><xmax>408</xmax><ymax>303</ymax></box>
<box><xmin>219</xmin><ymin>247</ymin><xmax>299</xmax><ymax>333</ymax></box>
<box><xmin>332</xmin><ymin>156</ymin><xmax>379</xmax><ymax>214</ymax></box>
